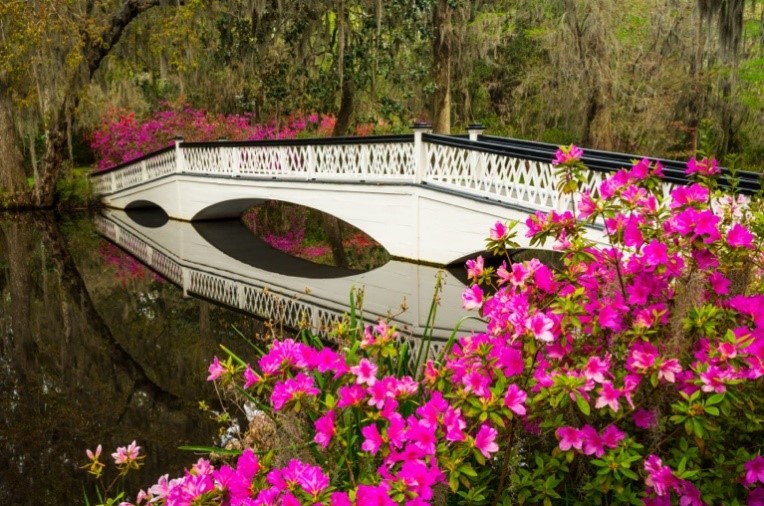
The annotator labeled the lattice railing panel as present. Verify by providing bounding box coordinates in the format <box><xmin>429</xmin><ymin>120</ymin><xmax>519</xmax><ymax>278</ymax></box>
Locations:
<box><xmin>118</xmin><ymin>228</ymin><xmax>149</xmax><ymax>259</ymax></box>
<box><xmin>94</xmin><ymin>216</ymin><xmax>118</xmax><ymax>241</ymax></box>
<box><xmin>113</xmin><ymin>163</ymin><xmax>145</xmax><ymax>192</ymax></box>
<box><xmin>145</xmin><ymin>149</ymin><xmax>177</xmax><ymax>180</ymax></box>
<box><xmin>92</xmin><ymin>175</ymin><xmax>112</xmax><ymax>195</ymax></box>
<box><xmin>236</xmin><ymin>146</ymin><xmax>308</xmax><ymax>176</ymax></box>
<box><xmin>424</xmin><ymin>144</ymin><xmax>564</xmax><ymax>211</ymax></box>
<box><xmin>183</xmin><ymin>146</ymin><xmax>234</xmax><ymax>176</ymax></box>
<box><xmin>151</xmin><ymin>250</ymin><xmax>183</xmax><ymax>284</ymax></box>
<box><xmin>366</xmin><ymin>143</ymin><xmax>415</xmax><ymax>177</ymax></box>
<box><xmin>189</xmin><ymin>272</ymin><xmax>239</xmax><ymax>307</ymax></box>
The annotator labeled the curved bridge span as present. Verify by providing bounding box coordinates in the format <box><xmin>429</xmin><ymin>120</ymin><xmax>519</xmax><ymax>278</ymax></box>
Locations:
<box><xmin>91</xmin><ymin>130</ymin><xmax>760</xmax><ymax>265</ymax></box>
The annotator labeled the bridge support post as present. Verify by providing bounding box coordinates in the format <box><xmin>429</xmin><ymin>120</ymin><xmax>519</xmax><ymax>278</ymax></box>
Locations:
<box><xmin>412</xmin><ymin>123</ymin><xmax>431</xmax><ymax>184</ymax></box>
<box><xmin>181</xmin><ymin>266</ymin><xmax>191</xmax><ymax>298</ymax></box>
<box><xmin>467</xmin><ymin>123</ymin><xmax>485</xmax><ymax>142</ymax></box>
<box><xmin>174</xmin><ymin>136</ymin><xmax>186</xmax><ymax>173</ymax></box>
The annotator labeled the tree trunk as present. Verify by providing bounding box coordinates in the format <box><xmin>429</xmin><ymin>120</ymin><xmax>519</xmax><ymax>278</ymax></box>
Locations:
<box><xmin>332</xmin><ymin>77</ymin><xmax>355</xmax><ymax>137</ymax></box>
<box><xmin>0</xmin><ymin>85</ymin><xmax>27</xmax><ymax>193</ymax></box>
<box><xmin>321</xmin><ymin>213</ymin><xmax>348</xmax><ymax>269</ymax></box>
<box><xmin>431</xmin><ymin>0</ymin><xmax>452</xmax><ymax>134</ymax></box>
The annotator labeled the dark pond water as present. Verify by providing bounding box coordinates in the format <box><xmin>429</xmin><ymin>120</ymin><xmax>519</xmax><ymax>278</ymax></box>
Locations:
<box><xmin>0</xmin><ymin>213</ymin><xmax>270</xmax><ymax>505</ymax></box>
<box><xmin>0</xmin><ymin>210</ymin><xmax>481</xmax><ymax>505</ymax></box>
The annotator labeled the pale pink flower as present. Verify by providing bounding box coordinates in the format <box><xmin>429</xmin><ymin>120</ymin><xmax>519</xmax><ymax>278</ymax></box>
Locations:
<box><xmin>466</xmin><ymin>256</ymin><xmax>485</xmax><ymax>282</ymax></box>
<box><xmin>112</xmin><ymin>440</ymin><xmax>141</xmax><ymax>465</ymax></box>
<box><xmin>527</xmin><ymin>312</ymin><xmax>555</xmax><ymax>342</ymax></box>
<box><xmin>86</xmin><ymin>444</ymin><xmax>102</xmax><ymax>461</ymax></box>
<box><xmin>658</xmin><ymin>359</ymin><xmax>682</xmax><ymax>383</ymax></box>
<box><xmin>350</xmin><ymin>358</ymin><xmax>378</xmax><ymax>386</ymax></box>
<box><xmin>595</xmin><ymin>382</ymin><xmax>622</xmax><ymax>413</ymax></box>
<box><xmin>462</xmin><ymin>284</ymin><xmax>484</xmax><ymax>310</ymax></box>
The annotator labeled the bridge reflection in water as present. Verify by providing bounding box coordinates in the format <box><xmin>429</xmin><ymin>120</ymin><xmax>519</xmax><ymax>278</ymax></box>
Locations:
<box><xmin>95</xmin><ymin>209</ymin><xmax>483</xmax><ymax>356</ymax></box>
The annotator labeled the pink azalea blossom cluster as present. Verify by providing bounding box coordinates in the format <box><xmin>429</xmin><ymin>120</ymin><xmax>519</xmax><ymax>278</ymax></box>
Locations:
<box><xmin>90</xmin><ymin>104</ymin><xmax>336</xmax><ymax>170</ymax></box>
<box><xmin>97</xmin><ymin>148</ymin><xmax>764</xmax><ymax>505</ymax></box>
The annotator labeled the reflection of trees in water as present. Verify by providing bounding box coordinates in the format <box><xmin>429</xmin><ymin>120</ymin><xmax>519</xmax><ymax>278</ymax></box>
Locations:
<box><xmin>0</xmin><ymin>214</ymin><xmax>262</xmax><ymax>505</ymax></box>
<box><xmin>241</xmin><ymin>201</ymin><xmax>390</xmax><ymax>271</ymax></box>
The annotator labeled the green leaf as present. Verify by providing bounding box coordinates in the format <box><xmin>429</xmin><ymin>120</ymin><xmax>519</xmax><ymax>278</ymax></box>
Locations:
<box><xmin>706</xmin><ymin>393</ymin><xmax>725</xmax><ymax>406</ymax></box>
<box><xmin>459</xmin><ymin>464</ymin><xmax>478</xmax><ymax>477</ymax></box>
<box><xmin>620</xmin><ymin>468</ymin><xmax>639</xmax><ymax>480</ymax></box>
<box><xmin>576</xmin><ymin>393</ymin><xmax>591</xmax><ymax>416</ymax></box>
<box><xmin>704</xmin><ymin>405</ymin><xmax>720</xmax><ymax>416</ymax></box>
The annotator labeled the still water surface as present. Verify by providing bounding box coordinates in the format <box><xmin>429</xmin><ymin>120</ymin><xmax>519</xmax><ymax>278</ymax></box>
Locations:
<box><xmin>0</xmin><ymin>211</ymin><xmax>472</xmax><ymax>505</ymax></box>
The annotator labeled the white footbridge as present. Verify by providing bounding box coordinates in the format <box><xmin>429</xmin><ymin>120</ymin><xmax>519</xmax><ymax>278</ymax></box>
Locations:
<box><xmin>90</xmin><ymin>127</ymin><xmax>758</xmax><ymax>265</ymax></box>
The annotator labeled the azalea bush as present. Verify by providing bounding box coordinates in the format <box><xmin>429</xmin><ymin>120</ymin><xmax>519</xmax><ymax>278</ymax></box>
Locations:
<box><xmin>86</xmin><ymin>148</ymin><xmax>764</xmax><ymax>505</ymax></box>
<box><xmin>90</xmin><ymin>105</ymin><xmax>339</xmax><ymax>170</ymax></box>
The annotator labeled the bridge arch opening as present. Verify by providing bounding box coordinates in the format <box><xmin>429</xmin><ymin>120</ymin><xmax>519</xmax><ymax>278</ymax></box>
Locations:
<box><xmin>239</xmin><ymin>200</ymin><xmax>391</xmax><ymax>271</ymax></box>
<box><xmin>125</xmin><ymin>201</ymin><xmax>169</xmax><ymax>228</ymax></box>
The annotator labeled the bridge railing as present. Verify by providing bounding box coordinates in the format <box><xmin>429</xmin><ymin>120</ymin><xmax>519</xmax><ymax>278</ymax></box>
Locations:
<box><xmin>90</xmin><ymin>135</ymin><xmax>417</xmax><ymax>194</ymax></box>
<box><xmin>94</xmin><ymin>214</ymin><xmax>451</xmax><ymax>358</ymax></box>
<box><xmin>181</xmin><ymin>136</ymin><xmax>415</xmax><ymax>181</ymax></box>
<box><xmin>90</xmin><ymin>128</ymin><xmax>761</xmax><ymax>204</ymax></box>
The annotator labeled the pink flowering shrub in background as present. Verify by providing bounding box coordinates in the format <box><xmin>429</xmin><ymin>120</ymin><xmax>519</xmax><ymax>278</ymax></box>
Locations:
<box><xmin>86</xmin><ymin>148</ymin><xmax>764</xmax><ymax>505</ymax></box>
<box><xmin>89</xmin><ymin>104</ymin><xmax>340</xmax><ymax>170</ymax></box>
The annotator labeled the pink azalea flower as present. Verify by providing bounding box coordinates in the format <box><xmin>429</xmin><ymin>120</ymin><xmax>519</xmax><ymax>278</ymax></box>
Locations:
<box><xmin>633</xmin><ymin>409</ymin><xmax>658</xmax><ymax>429</ymax></box>
<box><xmin>350</xmin><ymin>359</ymin><xmax>378</xmax><ymax>386</ymax></box>
<box><xmin>407</xmin><ymin>417</ymin><xmax>438</xmax><ymax>456</ymax></box>
<box><xmin>527</xmin><ymin>312</ymin><xmax>555</xmax><ymax>342</ymax></box>
<box><xmin>577</xmin><ymin>191</ymin><xmax>598</xmax><ymax>219</ymax></box>
<box><xmin>473</xmin><ymin>423</ymin><xmax>499</xmax><ymax>458</ymax></box>
<box><xmin>581</xmin><ymin>425</ymin><xmax>606</xmax><ymax>457</ymax></box>
<box><xmin>699</xmin><ymin>365</ymin><xmax>727</xmax><ymax>393</ymax></box>
<box><xmin>595</xmin><ymin>381</ymin><xmax>622</xmax><ymax>412</ymax></box>
<box><xmin>708</xmin><ymin>272</ymin><xmax>731</xmax><ymax>295</ymax></box>
<box><xmin>504</xmin><ymin>384</ymin><xmax>528</xmax><ymax>416</ymax></box>
<box><xmin>207</xmin><ymin>356</ymin><xmax>226</xmax><ymax>381</ymax></box>
<box><xmin>745</xmin><ymin>456</ymin><xmax>764</xmax><ymax>486</ymax></box>
<box><xmin>552</xmin><ymin>144</ymin><xmax>584</xmax><ymax>165</ymax></box>
<box><xmin>270</xmin><ymin>373</ymin><xmax>320</xmax><ymax>410</ymax></box>
<box><xmin>466</xmin><ymin>256</ymin><xmax>485</xmax><ymax>282</ymax></box>
<box><xmin>583</xmin><ymin>355</ymin><xmax>611</xmax><ymax>384</ymax></box>
<box><xmin>462</xmin><ymin>284</ymin><xmax>484</xmax><ymax>310</ymax></box>
<box><xmin>112</xmin><ymin>440</ymin><xmax>141</xmax><ymax>465</ymax></box>
<box><xmin>355</xmin><ymin>484</ymin><xmax>396</xmax><ymax>506</ymax></box>
<box><xmin>686</xmin><ymin>157</ymin><xmax>720</xmax><ymax>177</ymax></box>
<box><xmin>556</xmin><ymin>426</ymin><xmax>584</xmax><ymax>452</ymax></box>
<box><xmin>489</xmin><ymin>221</ymin><xmax>508</xmax><ymax>240</ymax></box>
<box><xmin>644</xmin><ymin>454</ymin><xmax>677</xmax><ymax>496</ymax></box>
<box><xmin>658</xmin><ymin>359</ymin><xmax>682</xmax><ymax>383</ymax></box>
<box><xmin>330</xmin><ymin>492</ymin><xmax>352</xmax><ymax>506</ymax></box>
<box><xmin>314</xmin><ymin>410</ymin><xmax>335</xmax><ymax>449</ymax></box>
<box><xmin>727</xmin><ymin>223</ymin><xmax>755</xmax><ymax>249</ymax></box>
<box><xmin>361</xmin><ymin>423</ymin><xmax>383</xmax><ymax>455</ymax></box>
<box><xmin>242</xmin><ymin>365</ymin><xmax>259</xmax><ymax>389</ymax></box>
<box><xmin>601</xmin><ymin>425</ymin><xmax>625</xmax><ymax>449</ymax></box>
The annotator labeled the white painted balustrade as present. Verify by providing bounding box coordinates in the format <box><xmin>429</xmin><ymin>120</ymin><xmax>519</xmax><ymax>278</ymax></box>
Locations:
<box><xmin>91</xmin><ymin>134</ymin><xmax>595</xmax><ymax>215</ymax></box>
